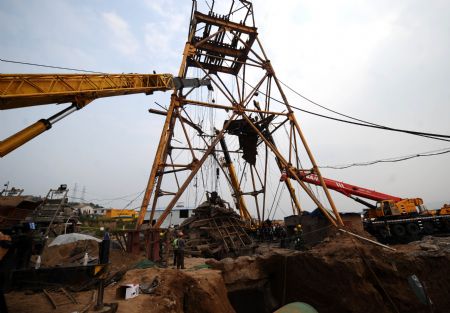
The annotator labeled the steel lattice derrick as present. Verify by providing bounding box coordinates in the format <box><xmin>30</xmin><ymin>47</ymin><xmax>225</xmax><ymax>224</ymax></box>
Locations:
<box><xmin>137</xmin><ymin>0</ymin><xmax>344</xmax><ymax>230</ymax></box>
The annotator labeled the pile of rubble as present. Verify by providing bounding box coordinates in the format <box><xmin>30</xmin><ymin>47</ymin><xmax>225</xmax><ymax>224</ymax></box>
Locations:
<box><xmin>179</xmin><ymin>192</ymin><xmax>256</xmax><ymax>259</ymax></box>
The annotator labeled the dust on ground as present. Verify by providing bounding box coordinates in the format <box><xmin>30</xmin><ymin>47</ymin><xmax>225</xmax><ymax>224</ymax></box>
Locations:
<box><xmin>5</xmin><ymin>234</ymin><xmax>450</xmax><ymax>313</ymax></box>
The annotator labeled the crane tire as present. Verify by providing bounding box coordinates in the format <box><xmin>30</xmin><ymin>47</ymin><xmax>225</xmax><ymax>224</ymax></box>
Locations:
<box><xmin>422</xmin><ymin>222</ymin><xmax>434</xmax><ymax>234</ymax></box>
<box><xmin>443</xmin><ymin>220</ymin><xmax>450</xmax><ymax>231</ymax></box>
<box><xmin>406</xmin><ymin>223</ymin><xmax>420</xmax><ymax>237</ymax></box>
<box><xmin>391</xmin><ymin>224</ymin><xmax>407</xmax><ymax>237</ymax></box>
<box><xmin>378</xmin><ymin>227</ymin><xmax>390</xmax><ymax>239</ymax></box>
<box><xmin>375</xmin><ymin>228</ymin><xmax>390</xmax><ymax>244</ymax></box>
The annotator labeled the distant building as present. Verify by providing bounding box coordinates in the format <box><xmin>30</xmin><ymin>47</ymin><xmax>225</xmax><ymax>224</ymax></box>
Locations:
<box><xmin>73</xmin><ymin>203</ymin><xmax>95</xmax><ymax>215</ymax></box>
<box><xmin>144</xmin><ymin>203</ymin><xmax>194</xmax><ymax>228</ymax></box>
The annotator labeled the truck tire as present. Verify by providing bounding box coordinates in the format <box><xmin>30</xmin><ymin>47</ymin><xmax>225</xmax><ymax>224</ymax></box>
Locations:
<box><xmin>375</xmin><ymin>227</ymin><xmax>390</xmax><ymax>244</ymax></box>
<box><xmin>422</xmin><ymin>222</ymin><xmax>434</xmax><ymax>234</ymax></box>
<box><xmin>443</xmin><ymin>220</ymin><xmax>450</xmax><ymax>231</ymax></box>
<box><xmin>378</xmin><ymin>227</ymin><xmax>390</xmax><ymax>239</ymax></box>
<box><xmin>391</xmin><ymin>224</ymin><xmax>406</xmax><ymax>237</ymax></box>
<box><xmin>406</xmin><ymin>223</ymin><xmax>420</xmax><ymax>237</ymax></box>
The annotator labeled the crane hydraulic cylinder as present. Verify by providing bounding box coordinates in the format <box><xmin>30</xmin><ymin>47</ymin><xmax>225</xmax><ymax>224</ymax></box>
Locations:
<box><xmin>0</xmin><ymin>104</ymin><xmax>77</xmax><ymax>157</ymax></box>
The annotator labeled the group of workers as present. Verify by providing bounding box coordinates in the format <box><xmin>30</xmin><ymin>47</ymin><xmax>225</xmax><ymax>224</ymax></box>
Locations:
<box><xmin>256</xmin><ymin>221</ymin><xmax>306</xmax><ymax>250</ymax></box>
<box><xmin>160</xmin><ymin>222</ymin><xmax>305</xmax><ymax>269</ymax></box>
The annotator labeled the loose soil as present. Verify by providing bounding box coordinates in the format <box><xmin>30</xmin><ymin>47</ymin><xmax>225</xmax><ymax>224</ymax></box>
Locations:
<box><xmin>5</xmin><ymin>234</ymin><xmax>450</xmax><ymax>313</ymax></box>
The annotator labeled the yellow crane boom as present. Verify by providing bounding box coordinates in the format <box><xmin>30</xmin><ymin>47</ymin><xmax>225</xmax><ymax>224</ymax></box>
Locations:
<box><xmin>2</xmin><ymin>73</ymin><xmax>179</xmax><ymax>109</ymax></box>
<box><xmin>0</xmin><ymin>73</ymin><xmax>210</xmax><ymax>157</ymax></box>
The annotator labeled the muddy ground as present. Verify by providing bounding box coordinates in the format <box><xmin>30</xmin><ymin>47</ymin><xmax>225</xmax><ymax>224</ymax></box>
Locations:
<box><xmin>5</xmin><ymin>234</ymin><xmax>450</xmax><ymax>313</ymax></box>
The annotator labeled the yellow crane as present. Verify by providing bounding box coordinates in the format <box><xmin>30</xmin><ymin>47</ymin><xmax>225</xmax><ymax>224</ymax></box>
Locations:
<box><xmin>0</xmin><ymin>73</ymin><xmax>210</xmax><ymax>157</ymax></box>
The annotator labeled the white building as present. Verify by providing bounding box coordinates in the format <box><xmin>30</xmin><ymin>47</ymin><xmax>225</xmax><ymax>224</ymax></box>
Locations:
<box><xmin>144</xmin><ymin>203</ymin><xmax>194</xmax><ymax>228</ymax></box>
<box><xmin>73</xmin><ymin>203</ymin><xmax>95</xmax><ymax>215</ymax></box>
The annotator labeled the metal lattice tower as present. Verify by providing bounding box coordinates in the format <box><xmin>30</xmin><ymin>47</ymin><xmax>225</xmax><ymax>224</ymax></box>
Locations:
<box><xmin>137</xmin><ymin>0</ymin><xmax>344</xmax><ymax>229</ymax></box>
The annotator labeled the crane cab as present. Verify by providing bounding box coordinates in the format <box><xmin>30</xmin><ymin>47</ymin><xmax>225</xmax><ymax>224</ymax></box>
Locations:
<box><xmin>370</xmin><ymin>198</ymin><xmax>424</xmax><ymax>218</ymax></box>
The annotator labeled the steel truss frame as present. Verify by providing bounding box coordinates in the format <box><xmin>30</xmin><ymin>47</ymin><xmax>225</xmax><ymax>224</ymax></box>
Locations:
<box><xmin>137</xmin><ymin>0</ymin><xmax>344</xmax><ymax>229</ymax></box>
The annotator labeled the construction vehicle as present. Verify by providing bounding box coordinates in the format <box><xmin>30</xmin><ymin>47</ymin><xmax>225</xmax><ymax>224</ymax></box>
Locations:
<box><xmin>294</xmin><ymin>170</ymin><xmax>450</xmax><ymax>242</ymax></box>
<box><xmin>0</xmin><ymin>73</ymin><xmax>211</xmax><ymax>157</ymax></box>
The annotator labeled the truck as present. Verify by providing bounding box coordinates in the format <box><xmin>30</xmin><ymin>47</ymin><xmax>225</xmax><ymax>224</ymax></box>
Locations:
<box><xmin>295</xmin><ymin>170</ymin><xmax>450</xmax><ymax>243</ymax></box>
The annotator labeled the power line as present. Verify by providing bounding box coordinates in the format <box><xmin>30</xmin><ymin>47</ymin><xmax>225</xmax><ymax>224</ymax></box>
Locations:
<box><xmin>278</xmin><ymin>79</ymin><xmax>450</xmax><ymax>141</ymax></box>
<box><xmin>279</xmin><ymin>79</ymin><xmax>381</xmax><ymax>126</ymax></box>
<box><xmin>240</xmin><ymin>77</ymin><xmax>450</xmax><ymax>142</ymax></box>
<box><xmin>84</xmin><ymin>190</ymin><xmax>144</xmax><ymax>202</ymax></box>
<box><xmin>70</xmin><ymin>190</ymin><xmax>145</xmax><ymax>207</ymax></box>
<box><xmin>122</xmin><ymin>189</ymin><xmax>146</xmax><ymax>210</ymax></box>
<box><xmin>290</xmin><ymin>106</ymin><xmax>450</xmax><ymax>142</ymax></box>
<box><xmin>238</xmin><ymin>77</ymin><xmax>450</xmax><ymax>167</ymax></box>
<box><xmin>320</xmin><ymin>147</ymin><xmax>450</xmax><ymax>169</ymax></box>
<box><xmin>0</xmin><ymin>58</ymin><xmax>105</xmax><ymax>74</ymax></box>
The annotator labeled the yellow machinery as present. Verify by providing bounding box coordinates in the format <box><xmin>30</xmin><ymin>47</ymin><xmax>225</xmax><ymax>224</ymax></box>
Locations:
<box><xmin>0</xmin><ymin>73</ymin><xmax>210</xmax><ymax>157</ymax></box>
<box><xmin>216</xmin><ymin>130</ymin><xmax>252</xmax><ymax>223</ymax></box>
<box><xmin>104</xmin><ymin>209</ymin><xmax>137</xmax><ymax>221</ymax></box>
<box><xmin>366</xmin><ymin>198</ymin><xmax>425</xmax><ymax>218</ymax></box>
<box><xmin>438</xmin><ymin>204</ymin><xmax>450</xmax><ymax>215</ymax></box>
<box><xmin>366</xmin><ymin>199</ymin><xmax>450</xmax><ymax>219</ymax></box>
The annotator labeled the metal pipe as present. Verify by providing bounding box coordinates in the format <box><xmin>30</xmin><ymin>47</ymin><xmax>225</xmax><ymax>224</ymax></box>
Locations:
<box><xmin>338</xmin><ymin>229</ymin><xmax>396</xmax><ymax>251</ymax></box>
<box><xmin>47</xmin><ymin>104</ymin><xmax>78</xmax><ymax>124</ymax></box>
<box><xmin>95</xmin><ymin>232</ymin><xmax>110</xmax><ymax>311</ymax></box>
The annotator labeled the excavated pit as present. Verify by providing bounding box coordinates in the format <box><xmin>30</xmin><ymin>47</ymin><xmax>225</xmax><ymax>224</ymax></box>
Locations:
<box><xmin>208</xmin><ymin>234</ymin><xmax>450</xmax><ymax>313</ymax></box>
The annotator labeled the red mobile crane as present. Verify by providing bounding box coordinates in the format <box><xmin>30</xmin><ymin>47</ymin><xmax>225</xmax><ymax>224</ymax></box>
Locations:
<box><xmin>295</xmin><ymin>170</ymin><xmax>450</xmax><ymax>242</ymax></box>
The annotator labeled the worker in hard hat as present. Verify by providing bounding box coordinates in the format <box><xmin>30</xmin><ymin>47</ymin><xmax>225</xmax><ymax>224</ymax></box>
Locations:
<box><xmin>293</xmin><ymin>224</ymin><xmax>305</xmax><ymax>251</ymax></box>
<box><xmin>174</xmin><ymin>231</ymin><xmax>186</xmax><ymax>269</ymax></box>
<box><xmin>158</xmin><ymin>231</ymin><xmax>165</xmax><ymax>263</ymax></box>
<box><xmin>171</xmin><ymin>231</ymin><xmax>178</xmax><ymax>268</ymax></box>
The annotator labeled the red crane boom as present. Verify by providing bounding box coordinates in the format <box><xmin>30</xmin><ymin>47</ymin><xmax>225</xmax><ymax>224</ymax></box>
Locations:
<box><xmin>296</xmin><ymin>171</ymin><xmax>402</xmax><ymax>202</ymax></box>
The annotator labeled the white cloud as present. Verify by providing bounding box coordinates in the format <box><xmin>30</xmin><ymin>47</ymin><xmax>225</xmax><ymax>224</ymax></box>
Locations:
<box><xmin>144</xmin><ymin>24</ymin><xmax>171</xmax><ymax>55</ymax></box>
<box><xmin>142</xmin><ymin>5</ymin><xmax>189</xmax><ymax>71</ymax></box>
<box><xmin>102</xmin><ymin>11</ymin><xmax>140</xmax><ymax>56</ymax></box>
<box><xmin>144</xmin><ymin>0</ymin><xmax>167</xmax><ymax>16</ymax></box>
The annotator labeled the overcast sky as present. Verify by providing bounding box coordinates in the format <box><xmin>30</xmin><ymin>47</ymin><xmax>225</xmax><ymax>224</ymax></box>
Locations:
<box><xmin>1</xmin><ymin>0</ymin><xmax>449</xmax><ymax>217</ymax></box>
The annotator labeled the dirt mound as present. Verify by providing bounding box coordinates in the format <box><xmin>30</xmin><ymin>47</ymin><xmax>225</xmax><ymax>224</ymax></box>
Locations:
<box><xmin>41</xmin><ymin>239</ymin><xmax>99</xmax><ymax>267</ymax></box>
<box><xmin>5</xmin><ymin>258</ymin><xmax>235</xmax><ymax>313</ymax></box>
<box><xmin>40</xmin><ymin>239</ymin><xmax>144</xmax><ymax>270</ymax></box>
